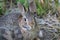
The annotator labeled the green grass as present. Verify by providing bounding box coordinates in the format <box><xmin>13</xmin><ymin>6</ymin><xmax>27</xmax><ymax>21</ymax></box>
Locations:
<box><xmin>0</xmin><ymin>0</ymin><xmax>59</xmax><ymax>16</ymax></box>
<box><xmin>0</xmin><ymin>1</ymin><xmax>4</xmax><ymax>15</ymax></box>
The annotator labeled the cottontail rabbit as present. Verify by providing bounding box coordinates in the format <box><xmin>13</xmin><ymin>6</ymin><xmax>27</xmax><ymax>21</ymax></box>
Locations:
<box><xmin>0</xmin><ymin>1</ymin><xmax>39</xmax><ymax>40</ymax></box>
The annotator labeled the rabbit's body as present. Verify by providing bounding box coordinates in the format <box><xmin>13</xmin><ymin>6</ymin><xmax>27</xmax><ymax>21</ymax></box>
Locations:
<box><xmin>0</xmin><ymin>11</ymin><xmax>23</xmax><ymax>40</ymax></box>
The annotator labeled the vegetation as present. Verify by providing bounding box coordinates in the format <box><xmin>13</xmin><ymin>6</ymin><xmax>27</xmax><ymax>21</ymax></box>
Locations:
<box><xmin>0</xmin><ymin>0</ymin><xmax>60</xmax><ymax>16</ymax></box>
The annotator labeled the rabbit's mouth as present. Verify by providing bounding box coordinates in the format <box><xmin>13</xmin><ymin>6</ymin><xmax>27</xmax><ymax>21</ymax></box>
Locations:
<box><xmin>21</xmin><ymin>25</ymin><xmax>32</xmax><ymax>35</ymax></box>
<box><xmin>22</xmin><ymin>25</ymin><xmax>32</xmax><ymax>31</ymax></box>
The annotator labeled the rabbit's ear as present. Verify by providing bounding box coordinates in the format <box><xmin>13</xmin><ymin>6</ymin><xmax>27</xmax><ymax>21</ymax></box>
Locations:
<box><xmin>28</xmin><ymin>0</ymin><xmax>36</xmax><ymax>13</ymax></box>
<box><xmin>17</xmin><ymin>2</ymin><xmax>25</xmax><ymax>14</ymax></box>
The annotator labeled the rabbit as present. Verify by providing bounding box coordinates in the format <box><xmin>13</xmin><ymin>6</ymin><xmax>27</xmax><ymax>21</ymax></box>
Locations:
<box><xmin>0</xmin><ymin>1</ymin><xmax>40</xmax><ymax>40</ymax></box>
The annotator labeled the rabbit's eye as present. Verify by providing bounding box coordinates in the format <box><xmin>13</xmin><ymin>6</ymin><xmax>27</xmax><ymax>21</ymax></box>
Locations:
<box><xmin>24</xmin><ymin>18</ymin><xmax>26</xmax><ymax>21</ymax></box>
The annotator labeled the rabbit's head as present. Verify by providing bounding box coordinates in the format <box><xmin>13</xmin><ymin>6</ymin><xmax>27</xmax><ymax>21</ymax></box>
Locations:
<box><xmin>17</xmin><ymin>1</ymin><xmax>36</xmax><ymax>32</ymax></box>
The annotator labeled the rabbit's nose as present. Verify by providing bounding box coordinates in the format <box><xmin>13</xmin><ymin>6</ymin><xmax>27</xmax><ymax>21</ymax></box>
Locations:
<box><xmin>23</xmin><ymin>25</ymin><xmax>31</xmax><ymax>31</ymax></box>
<box><xmin>27</xmin><ymin>25</ymin><xmax>31</xmax><ymax>31</ymax></box>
